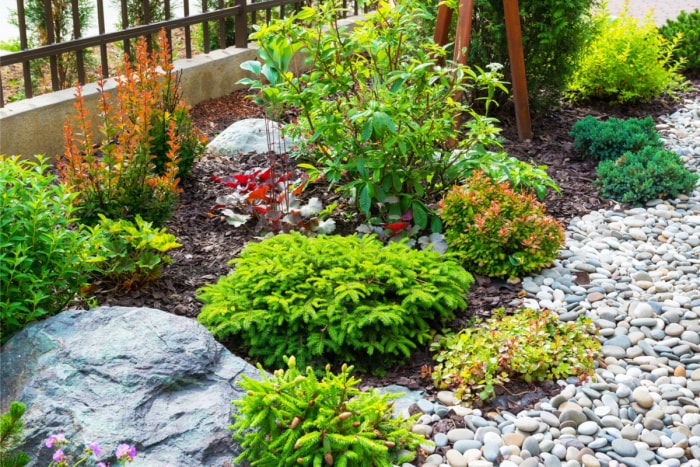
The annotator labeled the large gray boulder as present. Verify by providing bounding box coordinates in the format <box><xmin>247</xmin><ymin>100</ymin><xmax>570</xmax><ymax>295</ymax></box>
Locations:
<box><xmin>207</xmin><ymin>118</ymin><xmax>294</xmax><ymax>157</ymax></box>
<box><xmin>0</xmin><ymin>306</ymin><xmax>263</xmax><ymax>466</ymax></box>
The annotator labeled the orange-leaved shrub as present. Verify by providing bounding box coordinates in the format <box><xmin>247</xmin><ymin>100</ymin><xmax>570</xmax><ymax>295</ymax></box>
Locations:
<box><xmin>439</xmin><ymin>171</ymin><xmax>565</xmax><ymax>279</ymax></box>
<box><xmin>59</xmin><ymin>29</ymin><xmax>204</xmax><ymax>226</ymax></box>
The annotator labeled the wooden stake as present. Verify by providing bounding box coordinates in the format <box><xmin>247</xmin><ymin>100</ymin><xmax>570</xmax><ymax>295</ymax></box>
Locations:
<box><xmin>503</xmin><ymin>0</ymin><xmax>533</xmax><ymax>140</ymax></box>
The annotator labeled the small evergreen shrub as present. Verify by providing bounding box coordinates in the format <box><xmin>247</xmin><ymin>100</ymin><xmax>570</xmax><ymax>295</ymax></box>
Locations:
<box><xmin>566</xmin><ymin>6</ymin><xmax>686</xmax><ymax>103</ymax></box>
<box><xmin>0</xmin><ymin>156</ymin><xmax>96</xmax><ymax>343</ymax></box>
<box><xmin>439</xmin><ymin>171</ymin><xmax>565</xmax><ymax>279</ymax></box>
<box><xmin>0</xmin><ymin>402</ymin><xmax>30</xmax><ymax>467</ymax></box>
<box><xmin>596</xmin><ymin>146</ymin><xmax>698</xmax><ymax>205</ymax></box>
<box><xmin>197</xmin><ymin>232</ymin><xmax>473</xmax><ymax>373</ymax></box>
<box><xmin>570</xmin><ymin>116</ymin><xmax>663</xmax><ymax>161</ymax></box>
<box><xmin>430</xmin><ymin>308</ymin><xmax>600</xmax><ymax>403</ymax></box>
<box><xmin>88</xmin><ymin>214</ymin><xmax>182</xmax><ymax>292</ymax></box>
<box><xmin>659</xmin><ymin>9</ymin><xmax>700</xmax><ymax>76</ymax></box>
<box><xmin>232</xmin><ymin>357</ymin><xmax>425</xmax><ymax>466</ymax></box>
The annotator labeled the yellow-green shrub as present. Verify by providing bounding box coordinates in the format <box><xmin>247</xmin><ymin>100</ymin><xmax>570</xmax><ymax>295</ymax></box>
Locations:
<box><xmin>566</xmin><ymin>6</ymin><xmax>686</xmax><ymax>103</ymax></box>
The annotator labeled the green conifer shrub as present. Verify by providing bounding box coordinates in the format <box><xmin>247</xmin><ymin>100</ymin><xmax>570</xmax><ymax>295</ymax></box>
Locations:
<box><xmin>0</xmin><ymin>402</ymin><xmax>30</xmax><ymax>467</ymax></box>
<box><xmin>659</xmin><ymin>9</ymin><xmax>700</xmax><ymax>77</ymax></box>
<box><xmin>197</xmin><ymin>232</ymin><xmax>473</xmax><ymax>373</ymax></box>
<box><xmin>566</xmin><ymin>6</ymin><xmax>686</xmax><ymax>103</ymax></box>
<box><xmin>0</xmin><ymin>156</ymin><xmax>97</xmax><ymax>344</ymax></box>
<box><xmin>595</xmin><ymin>146</ymin><xmax>698</xmax><ymax>205</ymax></box>
<box><xmin>439</xmin><ymin>171</ymin><xmax>565</xmax><ymax>279</ymax></box>
<box><xmin>430</xmin><ymin>308</ymin><xmax>600</xmax><ymax>403</ymax></box>
<box><xmin>232</xmin><ymin>357</ymin><xmax>425</xmax><ymax>466</ymax></box>
<box><xmin>570</xmin><ymin>116</ymin><xmax>663</xmax><ymax>161</ymax></box>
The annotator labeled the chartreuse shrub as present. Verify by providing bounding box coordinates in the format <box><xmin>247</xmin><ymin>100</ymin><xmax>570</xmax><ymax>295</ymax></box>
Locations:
<box><xmin>59</xmin><ymin>30</ymin><xmax>206</xmax><ymax>227</ymax></box>
<box><xmin>88</xmin><ymin>214</ymin><xmax>182</xmax><ymax>291</ymax></box>
<box><xmin>233</xmin><ymin>357</ymin><xmax>425</xmax><ymax>466</ymax></box>
<box><xmin>596</xmin><ymin>146</ymin><xmax>698</xmax><ymax>205</ymax></box>
<box><xmin>1</xmin><ymin>402</ymin><xmax>30</xmax><ymax>467</ymax></box>
<box><xmin>566</xmin><ymin>5</ymin><xmax>686</xmax><ymax>103</ymax></box>
<box><xmin>431</xmin><ymin>308</ymin><xmax>600</xmax><ymax>404</ymax></box>
<box><xmin>439</xmin><ymin>171</ymin><xmax>565</xmax><ymax>279</ymax></box>
<box><xmin>0</xmin><ymin>156</ymin><xmax>97</xmax><ymax>344</ymax></box>
<box><xmin>240</xmin><ymin>0</ymin><xmax>530</xmax><ymax>229</ymax></box>
<box><xmin>570</xmin><ymin>116</ymin><xmax>663</xmax><ymax>161</ymax></box>
<box><xmin>659</xmin><ymin>9</ymin><xmax>700</xmax><ymax>76</ymax></box>
<box><xmin>197</xmin><ymin>232</ymin><xmax>473</xmax><ymax>373</ymax></box>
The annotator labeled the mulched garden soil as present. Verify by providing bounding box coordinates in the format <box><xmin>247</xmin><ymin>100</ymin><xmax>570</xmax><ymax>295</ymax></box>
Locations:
<box><xmin>80</xmin><ymin>79</ymin><xmax>700</xmax><ymax>414</ymax></box>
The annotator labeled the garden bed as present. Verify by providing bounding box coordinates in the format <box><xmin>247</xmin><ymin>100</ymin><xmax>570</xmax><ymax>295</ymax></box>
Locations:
<box><xmin>76</xmin><ymin>79</ymin><xmax>700</xmax><ymax>409</ymax></box>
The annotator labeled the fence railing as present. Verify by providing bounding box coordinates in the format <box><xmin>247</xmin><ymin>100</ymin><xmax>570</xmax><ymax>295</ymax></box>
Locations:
<box><xmin>0</xmin><ymin>0</ymin><xmax>364</xmax><ymax>108</ymax></box>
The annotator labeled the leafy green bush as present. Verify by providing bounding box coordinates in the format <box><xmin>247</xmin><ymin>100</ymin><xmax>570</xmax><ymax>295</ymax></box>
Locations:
<box><xmin>88</xmin><ymin>214</ymin><xmax>182</xmax><ymax>292</ymax></box>
<box><xmin>431</xmin><ymin>308</ymin><xmax>600</xmax><ymax>403</ymax></box>
<box><xmin>570</xmin><ymin>116</ymin><xmax>663</xmax><ymax>161</ymax></box>
<box><xmin>596</xmin><ymin>146</ymin><xmax>698</xmax><ymax>205</ymax></box>
<box><xmin>233</xmin><ymin>357</ymin><xmax>425</xmax><ymax>466</ymax></box>
<box><xmin>566</xmin><ymin>6</ymin><xmax>686</xmax><ymax>103</ymax></box>
<box><xmin>239</xmin><ymin>0</ymin><xmax>510</xmax><ymax>228</ymax></box>
<box><xmin>659</xmin><ymin>9</ymin><xmax>700</xmax><ymax>76</ymax></box>
<box><xmin>439</xmin><ymin>171</ymin><xmax>565</xmax><ymax>279</ymax></box>
<box><xmin>0</xmin><ymin>402</ymin><xmax>30</xmax><ymax>467</ymax></box>
<box><xmin>462</xmin><ymin>0</ymin><xmax>597</xmax><ymax>109</ymax></box>
<box><xmin>197</xmin><ymin>232</ymin><xmax>473</xmax><ymax>373</ymax></box>
<box><xmin>0</xmin><ymin>156</ymin><xmax>96</xmax><ymax>343</ymax></box>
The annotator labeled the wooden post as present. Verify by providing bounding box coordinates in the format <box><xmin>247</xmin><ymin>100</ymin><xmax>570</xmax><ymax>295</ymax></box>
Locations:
<box><xmin>503</xmin><ymin>0</ymin><xmax>532</xmax><ymax>140</ymax></box>
<box><xmin>433</xmin><ymin>3</ymin><xmax>452</xmax><ymax>47</ymax></box>
<box><xmin>452</xmin><ymin>0</ymin><xmax>474</xmax><ymax>65</ymax></box>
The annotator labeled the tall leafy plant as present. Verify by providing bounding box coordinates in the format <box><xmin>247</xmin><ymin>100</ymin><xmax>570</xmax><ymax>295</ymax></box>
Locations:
<box><xmin>239</xmin><ymin>0</ymin><xmax>513</xmax><ymax>229</ymax></box>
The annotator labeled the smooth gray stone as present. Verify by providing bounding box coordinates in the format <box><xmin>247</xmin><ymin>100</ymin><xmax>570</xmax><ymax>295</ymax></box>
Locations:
<box><xmin>612</xmin><ymin>438</ymin><xmax>637</xmax><ymax>457</ymax></box>
<box><xmin>523</xmin><ymin>436</ymin><xmax>541</xmax><ymax>456</ymax></box>
<box><xmin>453</xmin><ymin>439</ymin><xmax>482</xmax><ymax>453</ymax></box>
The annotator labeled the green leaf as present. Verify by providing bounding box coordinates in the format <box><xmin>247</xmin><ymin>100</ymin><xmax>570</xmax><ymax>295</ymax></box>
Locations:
<box><xmin>359</xmin><ymin>185</ymin><xmax>372</xmax><ymax>215</ymax></box>
<box><xmin>412</xmin><ymin>201</ymin><xmax>429</xmax><ymax>229</ymax></box>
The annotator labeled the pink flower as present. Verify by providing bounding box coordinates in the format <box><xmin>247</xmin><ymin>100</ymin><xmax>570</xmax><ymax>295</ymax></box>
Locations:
<box><xmin>45</xmin><ymin>432</ymin><xmax>67</xmax><ymax>448</ymax></box>
<box><xmin>52</xmin><ymin>448</ymin><xmax>67</xmax><ymax>463</ymax></box>
<box><xmin>88</xmin><ymin>441</ymin><xmax>102</xmax><ymax>457</ymax></box>
<box><xmin>115</xmin><ymin>443</ymin><xmax>136</xmax><ymax>462</ymax></box>
<box><xmin>97</xmin><ymin>462</ymin><xmax>109</xmax><ymax>467</ymax></box>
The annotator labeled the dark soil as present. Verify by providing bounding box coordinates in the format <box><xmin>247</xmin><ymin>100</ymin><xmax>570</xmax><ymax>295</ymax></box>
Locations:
<box><xmin>85</xmin><ymin>79</ymin><xmax>700</xmax><ymax>413</ymax></box>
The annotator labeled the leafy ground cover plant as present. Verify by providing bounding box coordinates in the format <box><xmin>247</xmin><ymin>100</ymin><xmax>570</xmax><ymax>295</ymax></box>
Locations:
<box><xmin>0</xmin><ymin>156</ymin><xmax>96</xmax><ymax>344</ymax></box>
<box><xmin>59</xmin><ymin>29</ymin><xmax>206</xmax><ymax>227</ymax></box>
<box><xmin>239</xmin><ymin>0</ymin><xmax>512</xmax><ymax>229</ymax></box>
<box><xmin>232</xmin><ymin>357</ymin><xmax>425</xmax><ymax>466</ymax></box>
<box><xmin>1</xmin><ymin>402</ymin><xmax>29</xmax><ymax>467</ymax></box>
<box><xmin>659</xmin><ymin>9</ymin><xmax>700</xmax><ymax>77</ymax></box>
<box><xmin>197</xmin><ymin>232</ymin><xmax>473</xmax><ymax>373</ymax></box>
<box><xmin>210</xmin><ymin>164</ymin><xmax>336</xmax><ymax>234</ymax></box>
<box><xmin>570</xmin><ymin>116</ymin><xmax>663</xmax><ymax>161</ymax></box>
<box><xmin>596</xmin><ymin>146</ymin><xmax>698</xmax><ymax>205</ymax></box>
<box><xmin>87</xmin><ymin>214</ymin><xmax>182</xmax><ymax>292</ymax></box>
<box><xmin>439</xmin><ymin>171</ymin><xmax>565</xmax><ymax>279</ymax></box>
<box><xmin>430</xmin><ymin>308</ymin><xmax>600</xmax><ymax>404</ymax></box>
<box><xmin>566</xmin><ymin>5</ymin><xmax>686</xmax><ymax>103</ymax></box>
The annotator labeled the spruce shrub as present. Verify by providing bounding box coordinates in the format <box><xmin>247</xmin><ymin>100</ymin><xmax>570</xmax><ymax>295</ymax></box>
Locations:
<box><xmin>430</xmin><ymin>308</ymin><xmax>600</xmax><ymax>403</ymax></box>
<box><xmin>659</xmin><ymin>9</ymin><xmax>700</xmax><ymax>76</ymax></box>
<box><xmin>566</xmin><ymin>6</ymin><xmax>686</xmax><ymax>103</ymax></box>
<box><xmin>570</xmin><ymin>116</ymin><xmax>663</xmax><ymax>161</ymax></box>
<box><xmin>439</xmin><ymin>171</ymin><xmax>565</xmax><ymax>279</ymax></box>
<box><xmin>232</xmin><ymin>357</ymin><xmax>425</xmax><ymax>466</ymax></box>
<box><xmin>197</xmin><ymin>232</ymin><xmax>473</xmax><ymax>373</ymax></box>
<box><xmin>596</xmin><ymin>146</ymin><xmax>698</xmax><ymax>205</ymax></box>
<box><xmin>0</xmin><ymin>156</ymin><xmax>96</xmax><ymax>343</ymax></box>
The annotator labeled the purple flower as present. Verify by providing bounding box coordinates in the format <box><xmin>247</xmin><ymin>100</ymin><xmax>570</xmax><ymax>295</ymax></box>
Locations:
<box><xmin>88</xmin><ymin>441</ymin><xmax>102</xmax><ymax>457</ymax></box>
<box><xmin>45</xmin><ymin>432</ymin><xmax>67</xmax><ymax>448</ymax></box>
<box><xmin>97</xmin><ymin>463</ymin><xmax>109</xmax><ymax>467</ymax></box>
<box><xmin>52</xmin><ymin>448</ymin><xmax>67</xmax><ymax>463</ymax></box>
<box><xmin>115</xmin><ymin>443</ymin><xmax>136</xmax><ymax>462</ymax></box>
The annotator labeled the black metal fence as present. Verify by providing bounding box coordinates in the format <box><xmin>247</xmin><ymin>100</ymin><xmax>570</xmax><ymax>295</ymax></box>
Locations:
<box><xmin>0</xmin><ymin>0</ymin><xmax>363</xmax><ymax>107</ymax></box>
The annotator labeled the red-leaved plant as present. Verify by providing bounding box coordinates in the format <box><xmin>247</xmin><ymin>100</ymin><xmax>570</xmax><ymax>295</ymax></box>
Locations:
<box><xmin>58</xmin><ymin>29</ymin><xmax>189</xmax><ymax>227</ymax></box>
